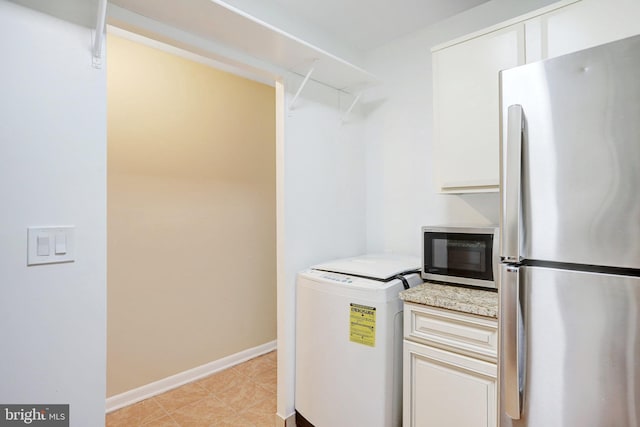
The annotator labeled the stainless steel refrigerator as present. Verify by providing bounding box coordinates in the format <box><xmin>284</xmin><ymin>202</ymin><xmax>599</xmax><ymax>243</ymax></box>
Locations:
<box><xmin>499</xmin><ymin>34</ymin><xmax>640</xmax><ymax>427</ymax></box>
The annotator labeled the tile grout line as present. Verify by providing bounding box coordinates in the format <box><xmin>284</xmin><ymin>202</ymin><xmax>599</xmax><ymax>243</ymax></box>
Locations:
<box><xmin>166</xmin><ymin>411</ymin><xmax>181</xmax><ymax>427</ymax></box>
<box><xmin>140</xmin><ymin>397</ymin><xmax>172</xmax><ymax>426</ymax></box>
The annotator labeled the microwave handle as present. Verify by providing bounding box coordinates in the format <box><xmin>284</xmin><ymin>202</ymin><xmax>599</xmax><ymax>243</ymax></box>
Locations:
<box><xmin>502</xmin><ymin>104</ymin><xmax>524</xmax><ymax>262</ymax></box>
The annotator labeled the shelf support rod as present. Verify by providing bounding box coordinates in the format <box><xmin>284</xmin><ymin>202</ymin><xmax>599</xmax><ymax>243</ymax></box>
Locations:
<box><xmin>288</xmin><ymin>60</ymin><xmax>317</xmax><ymax>111</ymax></box>
<box><xmin>92</xmin><ymin>0</ymin><xmax>108</xmax><ymax>68</ymax></box>
<box><xmin>341</xmin><ymin>92</ymin><xmax>362</xmax><ymax>122</ymax></box>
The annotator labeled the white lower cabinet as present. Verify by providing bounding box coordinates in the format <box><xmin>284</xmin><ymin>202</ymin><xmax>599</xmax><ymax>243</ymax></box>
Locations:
<box><xmin>403</xmin><ymin>303</ymin><xmax>498</xmax><ymax>427</ymax></box>
<box><xmin>404</xmin><ymin>341</ymin><xmax>497</xmax><ymax>427</ymax></box>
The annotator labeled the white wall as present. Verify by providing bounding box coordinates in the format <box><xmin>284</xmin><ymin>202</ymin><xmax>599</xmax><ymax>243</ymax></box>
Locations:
<box><xmin>276</xmin><ymin>76</ymin><xmax>367</xmax><ymax>420</ymax></box>
<box><xmin>363</xmin><ymin>0</ymin><xmax>560</xmax><ymax>255</ymax></box>
<box><xmin>0</xmin><ymin>2</ymin><xmax>107</xmax><ymax>426</ymax></box>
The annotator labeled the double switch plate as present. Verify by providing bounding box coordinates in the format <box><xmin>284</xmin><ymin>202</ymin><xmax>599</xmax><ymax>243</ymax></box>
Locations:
<box><xmin>27</xmin><ymin>226</ymin><xmax>75</xmax><ymax>266</ymax></box>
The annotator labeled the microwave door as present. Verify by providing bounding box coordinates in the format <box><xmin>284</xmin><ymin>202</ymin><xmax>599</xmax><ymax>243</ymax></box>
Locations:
<box><xmin>423</xmin><ymin>230</ymin><xmax>497</xmax><ymax>289</ymax></box>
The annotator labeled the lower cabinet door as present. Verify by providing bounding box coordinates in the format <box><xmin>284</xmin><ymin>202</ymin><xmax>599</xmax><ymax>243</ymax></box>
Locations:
<box><xmin>403</xmin><ymin>340</ymin><xmax>497</xmax><ymax>427</ymax></box>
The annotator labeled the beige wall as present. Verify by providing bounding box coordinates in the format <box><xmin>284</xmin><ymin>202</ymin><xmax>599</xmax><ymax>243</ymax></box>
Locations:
<box><xmin>106</xmin><ymin>34</ymin><xmax>276</xmax><ymax>396</ymax></box>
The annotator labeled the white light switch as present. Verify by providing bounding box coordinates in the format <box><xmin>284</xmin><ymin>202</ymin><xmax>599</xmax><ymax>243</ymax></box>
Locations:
<box><xmin>55</xmin><ymin>233</ymin><xmax>67</xmax><ymax>255</ymax></box>
<box><xmin>28</xmin><ymin>226</ymin><xmax>75</xmax><ymax>266</ymax></box>
<box><xmin>37</xmin><ymin>234</ymin><xmax>50</xmax><ymax>256</ymax></box>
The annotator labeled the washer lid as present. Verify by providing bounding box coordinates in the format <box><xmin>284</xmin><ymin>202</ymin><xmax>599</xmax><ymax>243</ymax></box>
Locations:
<box><xmin>311</xmin><ymin>254</ymin><xmax>420</xmax><ymax>281</ymax></box>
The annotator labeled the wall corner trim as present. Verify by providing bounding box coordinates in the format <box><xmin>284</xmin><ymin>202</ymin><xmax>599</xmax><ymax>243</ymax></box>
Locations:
<box><xmin>275</xmin><ymin>411</ymin><xmax>296</xmax><ymax>427</ymax></box>
<box><xmin>105</xmin><ymin>340</ymin><xmax>277</xmax><ymax>413</ymax></box>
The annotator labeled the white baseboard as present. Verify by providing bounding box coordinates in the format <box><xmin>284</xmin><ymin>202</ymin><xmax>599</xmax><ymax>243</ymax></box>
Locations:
<box><xmin>106</xmin><ymin>340</ymin><xmax>277</xmax><ymax>413</ymax></box>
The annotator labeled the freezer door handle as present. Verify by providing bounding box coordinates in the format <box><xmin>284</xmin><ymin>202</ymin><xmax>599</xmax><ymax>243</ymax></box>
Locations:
<box><xmin>502</xmin><ymin>104</ymin><xmax>524</xmax><ymax>262</ymax></box>
<box><xmin>501</xmin><ymin>264</ymin><xmax>523</xmax><ymax>419</ymax></box>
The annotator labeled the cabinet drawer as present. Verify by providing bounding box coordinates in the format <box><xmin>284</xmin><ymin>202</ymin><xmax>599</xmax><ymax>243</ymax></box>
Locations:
<box><xmin>404</xmin><ymin>303</ymin><xmax>497</xmax><ymax>361</ymax></box>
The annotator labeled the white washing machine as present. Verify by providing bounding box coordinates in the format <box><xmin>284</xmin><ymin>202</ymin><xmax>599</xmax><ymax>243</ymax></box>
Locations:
<box><xmin>295</xmin><ymin>254</ymin><xmax>422</xmax><ymax>427</ymax></box>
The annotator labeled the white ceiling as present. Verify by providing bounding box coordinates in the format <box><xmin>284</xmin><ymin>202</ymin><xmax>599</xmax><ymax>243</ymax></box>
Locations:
<box><xmin>262</xmin><ymin>0</ymin><xmax>490</xmax><ymax>51</ymax></box>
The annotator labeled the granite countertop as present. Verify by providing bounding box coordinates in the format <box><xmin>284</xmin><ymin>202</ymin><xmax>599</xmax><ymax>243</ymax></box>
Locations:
<box><xmin>399</xmin><ymin>282</ymin><xmax>498</xmax><ymax>318</ymax></box>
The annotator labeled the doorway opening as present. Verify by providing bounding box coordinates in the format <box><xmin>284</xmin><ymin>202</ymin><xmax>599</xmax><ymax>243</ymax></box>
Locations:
<box><xmin>105</xmin><ymin>27</ymin><xmax>278</xmax><ymax>405</ymax></box>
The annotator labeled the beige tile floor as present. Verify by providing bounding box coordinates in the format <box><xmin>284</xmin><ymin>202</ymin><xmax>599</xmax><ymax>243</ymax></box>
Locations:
<box><xmin>106</xmin><ymin>351</ymin><xmax>277</xmax><ymax>427</ymax></box>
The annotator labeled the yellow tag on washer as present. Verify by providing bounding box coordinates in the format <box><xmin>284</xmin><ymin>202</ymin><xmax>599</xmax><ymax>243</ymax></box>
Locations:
<box><xmin>350</xmin><ymin>303</ymin><xmax>376</xmax><ymax>347</ymax></box>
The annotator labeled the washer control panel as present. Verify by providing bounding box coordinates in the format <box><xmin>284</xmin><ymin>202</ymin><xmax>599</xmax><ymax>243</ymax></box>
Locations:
<box><xmin>318</xmin><ymin>272</ymin><xmax>354</xmax><ymax>284</ymax></box>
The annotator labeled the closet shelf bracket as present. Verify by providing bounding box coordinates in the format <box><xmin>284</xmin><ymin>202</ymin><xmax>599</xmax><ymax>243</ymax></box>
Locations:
<box><xmin>288</xmin><ymin>59</ymin><xmax>318</xmax><ymax>111</ymax></box>
<box><xmin>92</xmin><ymin>0</ymin><xmax>108</xmax><ymax>68</ymax></box>
<box><xmin>341</xmin><ymin>92</ymin><xmax>362</xmax><ymax>123</ymax></box>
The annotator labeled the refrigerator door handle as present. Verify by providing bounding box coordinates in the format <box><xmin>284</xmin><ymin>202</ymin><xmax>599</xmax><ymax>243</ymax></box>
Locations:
<box><xmin>502</xmin><ymin>104</ymin><xmax>524</xmax><ymax>262</ymax></box>
<box><xmin>501</xmin><ymin>264</ymin><xmax>523</xmax><ymax>419</ymax></box>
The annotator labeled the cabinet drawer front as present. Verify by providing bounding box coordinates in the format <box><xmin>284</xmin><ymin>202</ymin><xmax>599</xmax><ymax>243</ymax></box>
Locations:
<box><xmin>405</xmin><ymin>303</ymin><xmax>497</xmax><ymax>361</ymax></box>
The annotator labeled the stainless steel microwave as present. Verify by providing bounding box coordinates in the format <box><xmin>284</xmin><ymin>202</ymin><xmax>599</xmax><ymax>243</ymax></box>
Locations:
<box><xmin>422</xmin><ymin>225</ymin><xmax>499</xmax><ymax>290</ymax></box>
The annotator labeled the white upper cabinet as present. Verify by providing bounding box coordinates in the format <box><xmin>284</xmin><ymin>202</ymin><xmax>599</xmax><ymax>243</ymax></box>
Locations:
<box><xmin>433</xmin><ymin>0</ymin><xmax>640</xmax><ymax>194</ymax></box>
<box><xmin>433</xmin><ymin>24</ymin><xmax>525</xmax><ymax>193</ymax></box>
<box><xmin>525</xmin><ymin>0</ymin><xmax>640</xmax><ymax>61</ymax></box>
<box><xmin>432</xmin><ymin>0</ymin><xmax>624</xmax><ymax>194</ymax></box>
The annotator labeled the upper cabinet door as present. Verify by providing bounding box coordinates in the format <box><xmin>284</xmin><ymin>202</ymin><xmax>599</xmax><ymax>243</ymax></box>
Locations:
<box><xmin>433</xmin><ymin>24</ymin><xmax>525</xmax><ymax>194</ymax></box>
<box><xmin>526</xmin><ymin>0</ymin><xmax>640</xmax><ymax>61</ymax></box>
